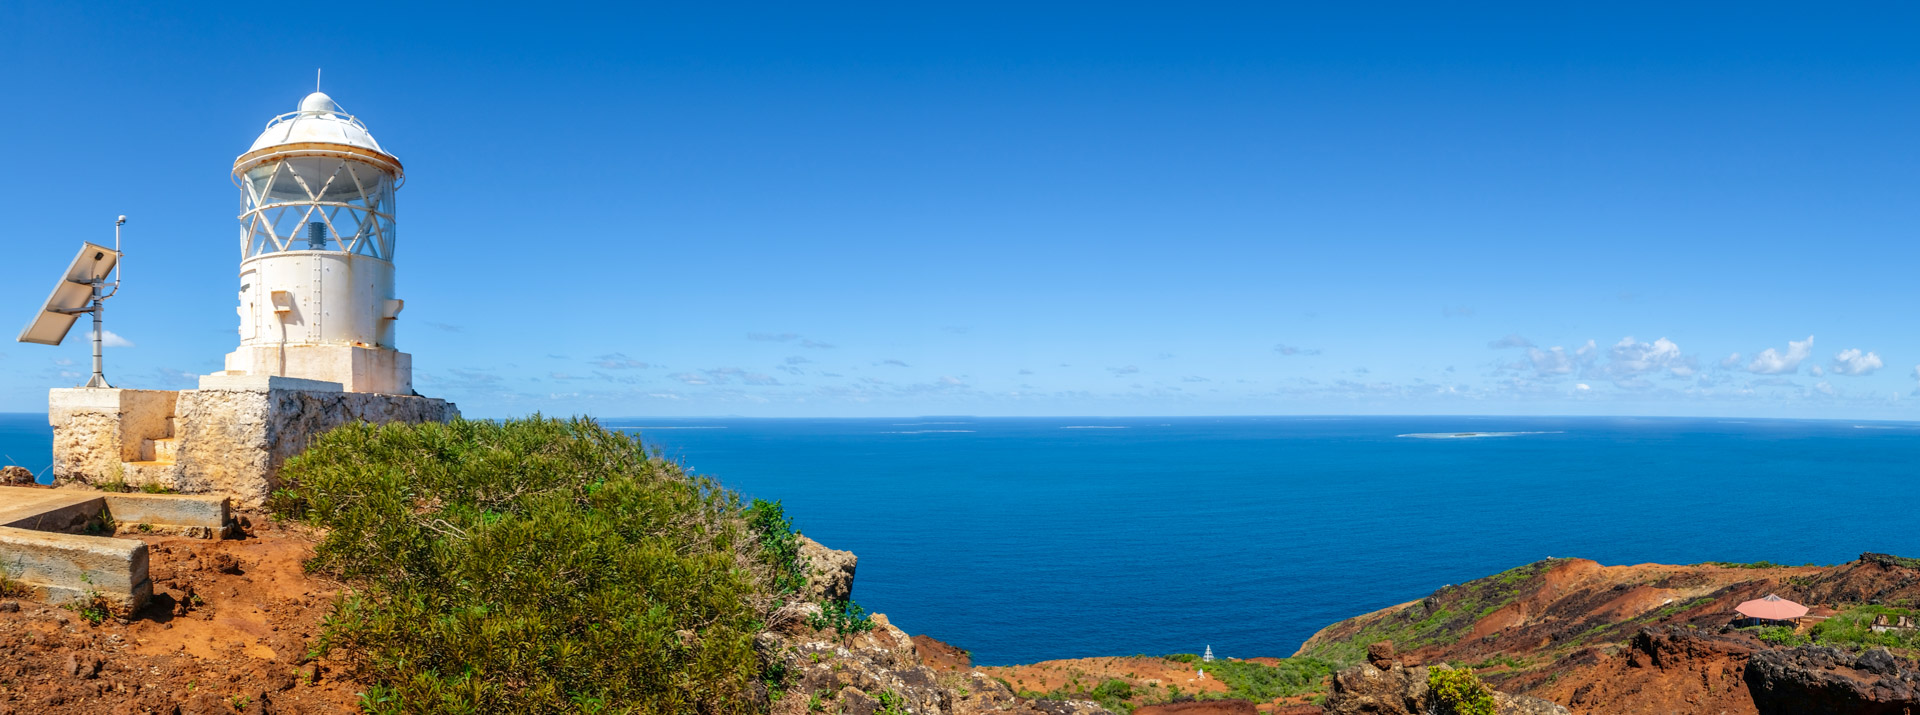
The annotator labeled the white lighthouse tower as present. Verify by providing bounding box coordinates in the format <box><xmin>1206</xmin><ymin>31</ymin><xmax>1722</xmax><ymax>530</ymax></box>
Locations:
<box><xmin>35</xmin><ymin>88</ymin><xmax>454</xmax><ymax>506</ymax></box>
<box><xmin>221</xmin><ymin>91</ymin><xmax>411</xmax><ymax>394</ymax></box>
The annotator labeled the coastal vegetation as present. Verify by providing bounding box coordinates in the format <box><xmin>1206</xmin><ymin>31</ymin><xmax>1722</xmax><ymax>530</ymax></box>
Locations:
<box><xmin>271</xmin><ymin>416</ymin><xmax>824</xmax><ymax>714</ymax></box>
<box><xmin>1299</xmin><ymin>559</ymin><xmax>1564</xmax><ymax>665</ymax></box>
<box><xmin>1702</xmin><ymin>560</ymin><xmax>1806</xmax><ymax>569</ymax></box>
<box><xmin>1426</xmin><ymin>668</ymin><xmax>1498</xmax><ymax>715</ymax></box>
<box><xmin>1010</xmin><ymin>655</ymin><xmax>1336</xmax><ymax>713</ymax></box>
<box><xmin>1806</xmin><ymin>605</ymin><xmax>1920</xmax><ymax>650</ymax></box>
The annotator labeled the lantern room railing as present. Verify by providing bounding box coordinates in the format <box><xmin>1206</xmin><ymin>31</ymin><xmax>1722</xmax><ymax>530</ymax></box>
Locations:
<box><xmin>260</xmin><ymin>108</ymin><xmax>372</xmax><ymax>134</ymax></box>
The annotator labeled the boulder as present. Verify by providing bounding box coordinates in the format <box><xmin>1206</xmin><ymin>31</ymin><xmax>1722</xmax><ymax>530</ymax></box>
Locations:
<box><xmin>1494</xmin><ymin>691</ymin><xmax>1573</xmax><ymax>715</ymax></box>
<box><xmin>799</xmin><ymin>535</ymin><xmax>858</xmax><ymax>602</ymax></box>
<box><xmin>767</xmin><ymin>609</ymin><xmax>1111</xmax><ymax>715</ymax></box>
<box><xmin>1747</xmin><ymin>645</ymin><xmax>1920</xmax><ymax>714</ymax></box>
<box><xmin>911</xmin><ymin>634</ymin><xmax>974</xmax><ymax>671</ymax></box>
<box><xmin>1324</xmin><ymin>661</ymin><xmax>1428</xmax><ymax>715</ymax></box>
<box><xmin>1324</xmin><ymin>661</ymin><xmax>1569</xmax><ymax>715</ymax></box>
<box><xmin>1367</xmin><ymin>641</ymin><xmax>1397</xmax><ymax>671</ymax></box>
<box><xmin>0</xmin><ymin>466</ymin><xmax>33</xmax><ymax>485</ymax></box>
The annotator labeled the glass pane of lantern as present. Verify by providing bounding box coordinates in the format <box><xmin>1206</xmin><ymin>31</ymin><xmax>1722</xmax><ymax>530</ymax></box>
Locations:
<box><xmin>343</xmin><ymin>164</ymin><xmax>373</xmax><ymax>209</ymax></box>
<box><xmin>378</xmin><ymin>215</ymin><xmax>396</xmax><ymax>258</ymax></box>
<box><xmin>262</xmin><ymin>162</ymin><xmax>309</xmax><ymax>204</ymax></box>
<box><xmin>244</xmin><ymin>165</ymin><xmax>279</xmax><ymax>208</ymax></box>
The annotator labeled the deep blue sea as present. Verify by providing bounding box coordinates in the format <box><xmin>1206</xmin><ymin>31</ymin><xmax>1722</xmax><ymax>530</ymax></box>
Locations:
<box><xmin>6</xmin><ymin>413</ymin><xmax>1919</xmax><ymax>665</ymax></box>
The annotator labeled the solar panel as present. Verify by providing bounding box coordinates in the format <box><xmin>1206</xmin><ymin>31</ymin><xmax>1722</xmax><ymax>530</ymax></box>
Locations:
<box><xmin>18</xmin><ymin>242</ymin><xmax>119</xmax><ymax>346</ymax></box>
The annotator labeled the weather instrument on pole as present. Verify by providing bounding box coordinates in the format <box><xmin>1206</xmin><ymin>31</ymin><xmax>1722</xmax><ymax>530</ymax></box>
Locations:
<box><xmin>18</xmin><ymin>216</ymin><xmax>127</xmax><ymax>388</ymax></box>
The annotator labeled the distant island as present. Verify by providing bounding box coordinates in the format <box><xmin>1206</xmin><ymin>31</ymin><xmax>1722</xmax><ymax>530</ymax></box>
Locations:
<box><xmin>1398</xmin><ymin>431</ymin><xmax>1563</xmax><ymax>439</ymax></box>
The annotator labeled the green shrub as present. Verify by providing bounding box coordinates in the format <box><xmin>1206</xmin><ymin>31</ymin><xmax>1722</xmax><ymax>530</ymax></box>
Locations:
<box><xmin>1427</xmin><ymin>668</ymin><xmax>1498</xmax><ymax>715</ymax></box>
<box><xmin>746</xmin><ymin>499</ymin><xmax>806</xmax><ymax>597</ymax></box>
<box><xmin>273</xmin><ymin>416</ymin><xmax>790</xmax><ymax>714</ymax></box>
<box><xmin>808</xmin><ymin>596</ymin><xmax>876</xmax><ymax>635</ymax></box>
<box><xmin>1742</xmin><ymin>625</ymin><xmax>1808</xmax><ymax>647</ymax></box>
<box><xmin>1704</xmin><ymin>561</ymin><xmax>1789</xmax><ymax>569</ymax></box>
<box><xmin>1092</xmin><ymin>678</ymin><xmax>1133</xmax><ymax>700</ymax></box>
<box><xmin>1808</xmin><ymin>605</ymin><xmax>1920</xmax><ymax>649</ymax></box>
<box><xmin>1202</xmin><ymin>658</ymin><xmax>1337</xmax><ymax>701</ymax></box>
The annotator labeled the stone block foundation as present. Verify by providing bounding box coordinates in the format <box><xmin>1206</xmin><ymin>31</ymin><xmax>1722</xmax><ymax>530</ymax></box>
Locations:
<box><xmin>50</xmin><ymin>376</ymin><xmax>456</xmax><ymax>507</ymax></box>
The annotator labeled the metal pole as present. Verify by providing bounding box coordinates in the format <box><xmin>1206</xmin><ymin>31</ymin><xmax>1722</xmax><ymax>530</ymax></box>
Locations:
<box><xmin>85</xmin><ymin>283</ymin><xmax>109</xmax><ymax>388</ymax></box>
<box><xmin>82</xmin><ymin>215</ymin><xmax>124</xmax><ymax>389</ymax></box>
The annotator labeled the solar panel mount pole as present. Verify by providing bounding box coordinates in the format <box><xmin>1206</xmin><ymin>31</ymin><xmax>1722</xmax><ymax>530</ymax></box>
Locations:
<box><xmin>84</xmin><ymin>281</ymin><xmax>108</xmax><ymax>388</ymax></box>
<box><xmin>81</xmin><ymin>216</ymin><xmax>125</xmax><ymax>389</ymax></box>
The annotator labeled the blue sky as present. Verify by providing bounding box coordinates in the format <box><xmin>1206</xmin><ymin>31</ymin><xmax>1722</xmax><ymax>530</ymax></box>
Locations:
<box><xmin>2</xmin><ymin>3</ymin><xmax>1918</xmax><ymax>418</ymax></box>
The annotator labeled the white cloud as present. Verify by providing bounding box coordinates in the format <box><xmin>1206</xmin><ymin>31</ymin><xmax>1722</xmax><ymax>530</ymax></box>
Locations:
<box><xmin>1524</xmin><ymin>340</ymin><xmax>1595</xmax><ymax>376</ymax></box>
<box><xmin>1275</xmin><ymin>344</ymin><xmax>1323</xmax><ymax>356</ymax></box>
<box><xmin>100</xmin><ymin>330</ymin><xmax>133</xmax><ymax>348</ymax></box>
<box><xmin>1606</xmin><ymin>337</ymin><xmax>1690</xmax><ymax>379</ymax></box>
<box><xmin>591</xmin><ymin>353</ymin><xmax>648</xmax><ymax>370</ymax></box>
<box><xmin>749</xmin><ymin>332</ymin><xmax>834</xmax><ymax>349</ymax></box>
<box><xmin>1809</xmin><ymin>365</ymin><xmax>1825</xmax><ymax>377</ymax></box>
<box><xmin>1830</xmin><ymin>348</ymin><xmax>1884</xmax><ymax>376</ymax></box>
<box><xmin>1488</xmin><ymin>334</ymin><xmax>1533</xmax><ymax>349</ymax></box>
<box><xmin>1746</xmin><ymin>336</ymin><xmax>1814</xmax><ymax>375</ymax></box>
<box><xmin>1574</xmin><ymin>383</ymin><xmax>1591</xmax><ymax>392</ymax></box>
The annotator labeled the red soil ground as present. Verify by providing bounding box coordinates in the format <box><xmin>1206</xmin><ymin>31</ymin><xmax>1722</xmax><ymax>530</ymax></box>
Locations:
<box><xmin>0</xmin><ymin>512</ymin><xmax>367</xmax><ymax>714</ymax></box>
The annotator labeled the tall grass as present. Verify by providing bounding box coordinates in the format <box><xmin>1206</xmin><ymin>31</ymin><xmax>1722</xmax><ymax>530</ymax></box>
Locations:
<box><xmin>272</xmin><ymin>417</ymin><xmax>789</xmax><ymax>714</ymax></box>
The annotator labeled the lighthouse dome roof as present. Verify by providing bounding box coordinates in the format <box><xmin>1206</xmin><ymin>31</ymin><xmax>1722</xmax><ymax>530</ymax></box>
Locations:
<box><xmin>247</xmin><ymin>92</ymin><xmax>391</xmax><ymax>157</ymax></box>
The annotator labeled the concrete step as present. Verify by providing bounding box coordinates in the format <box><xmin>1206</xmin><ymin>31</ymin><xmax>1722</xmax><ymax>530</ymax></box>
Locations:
<box><xmin>121</xmin><ymin>461</ymin><xmax>181</xmax><ymax>491</ymax></box>
<box><xmin>151</xmin><ymin>438</ymin><xmax>179</xmax><ymax>462</ymax></box>
<box><xmin>133</xmin><ymin>438</ymin><xmax>175</xmax><ymax>464</ymax></box>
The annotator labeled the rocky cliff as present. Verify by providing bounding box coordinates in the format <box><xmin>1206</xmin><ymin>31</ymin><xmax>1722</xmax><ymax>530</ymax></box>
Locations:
<box><xmin>1294</xmin><ymin>553</ymin><xmax>1920</xmax><ymax>715</ymax></box>
<box><xmin>764</xmin><ymin>535</ymin><xmax>1112</xmax><ymax>715</ymax></box>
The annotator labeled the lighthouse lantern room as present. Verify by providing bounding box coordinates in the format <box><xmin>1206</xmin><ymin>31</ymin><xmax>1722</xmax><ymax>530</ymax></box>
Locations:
<box><xmin>222</xmin><ymin>92</ymin><xmax>410</xmax><ymax>394</ymax></box>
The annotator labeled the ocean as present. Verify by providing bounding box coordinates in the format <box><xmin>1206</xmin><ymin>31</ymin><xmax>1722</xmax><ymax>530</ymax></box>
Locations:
<box><xmin>5</xmin><ymin>413</ymin><xmax>1918</xmax><ymax>665</ymax></box>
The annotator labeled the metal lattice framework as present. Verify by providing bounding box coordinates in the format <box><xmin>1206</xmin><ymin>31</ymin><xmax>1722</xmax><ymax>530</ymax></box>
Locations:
<box><xmin>237</xmin><ymin>152</ymin><xmax>397</xmax><ymax>260</ymax></box>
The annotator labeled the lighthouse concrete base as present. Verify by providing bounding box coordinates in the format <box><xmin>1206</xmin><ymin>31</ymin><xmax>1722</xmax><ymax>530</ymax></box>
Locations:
<box><xmin>49</xmin><ymin>378</ymin><xmax>455</xmax><ymax>507</ymax></box>
<box><xmin>221</xmin><ymin>344</ymin><xmax>413</xmax><ymax>395</ymax></box>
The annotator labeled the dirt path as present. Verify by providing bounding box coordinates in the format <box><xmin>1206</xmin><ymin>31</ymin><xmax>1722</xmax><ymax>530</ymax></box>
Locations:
<box><xmin>0</xmin><ymin>512</ymin><xmax>366</xmax><ymax>714</ymax></box>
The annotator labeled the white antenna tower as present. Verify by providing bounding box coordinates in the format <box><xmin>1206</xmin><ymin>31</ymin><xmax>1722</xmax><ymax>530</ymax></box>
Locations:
<box><xmin>316</xmin><ymin>68</ymin><xmax>322</xmax><ymax>93</ymax></box>
<box><xmin>1202</xmin><ymin>645</ymin><xmax>1214</xmax><ymax>662</ymax></box>
<box><xmin>19</xmin><ymin>216</ymin><xmax>126</xmax><ymax>388</ymax></box>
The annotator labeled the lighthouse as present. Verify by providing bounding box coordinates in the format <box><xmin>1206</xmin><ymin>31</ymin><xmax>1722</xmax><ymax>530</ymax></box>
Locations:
<box><xmin>35</xmin><ymin>87</ymin><xmax>455</xmax><ymax>505</ymax></box>
<box><xmin>222</xmin><ymin>91</ymin><xmax>411</xmax><ymax>394</ymax></box>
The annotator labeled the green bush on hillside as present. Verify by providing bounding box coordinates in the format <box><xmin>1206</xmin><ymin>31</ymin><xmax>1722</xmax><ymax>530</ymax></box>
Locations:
<box><xmin>1200</xmin><ymin>658</ymin><xmax>1337</xmax><ymax>701</ymax></box>
<box><xmin>1809</xmin><ymin>605</ymin><xmax>1920</xmax><ymax>650</ymax></box>
<box><xmin>272</xmin><ymin>417</ymin><xmax>794</xmax><ymax>714</ymax></box>
<box><xmin>1427</xmin><ymin>668</ymin><xmax>1498</xmax><ymax>715</ymax></box>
